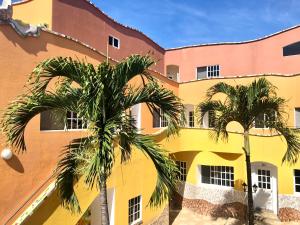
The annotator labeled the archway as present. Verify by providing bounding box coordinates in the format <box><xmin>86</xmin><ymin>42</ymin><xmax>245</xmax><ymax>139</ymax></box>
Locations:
<box><xmin>251</xmin><ymin>162</ymin><xmax>278</xmax><ymax>214</ymax></box>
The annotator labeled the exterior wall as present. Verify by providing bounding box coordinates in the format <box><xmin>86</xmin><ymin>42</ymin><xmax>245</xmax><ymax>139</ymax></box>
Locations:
<box><xmin>13</xmin><ymin>0</ymin><xmax>53</xmax><ymax>28</ymax></box>
<box><xmin>156</xmin><ymin>128</ymin><xmax>300</xmax><ymax>220</ymax></box>
<box><xmin>51</xmin><ymin>0</ymin><xmax>165</xmax><ymax>73</ymax></box>
<box><xmin>7</xmin><ymin>0</ymin><xmax>300</xmax><ymax>223</ymax></box>
<box><xmin>165</xmin><ymin>26</ymin><xmax>300</xmax><ymax>82</ymax></box>
<box><xmin>0</xmin><ymin>25</ymin><xmax>170</xmax><ymax>225</ymax></box>
<box><xmin>22</xmin><ymin>148</ymin><xmax>165</xmax><ymax>225</ymax></box>
<box><xmin>179</xmin><ymin>75</ymin><xmax>300</xmax><ymax>130</ymax></box>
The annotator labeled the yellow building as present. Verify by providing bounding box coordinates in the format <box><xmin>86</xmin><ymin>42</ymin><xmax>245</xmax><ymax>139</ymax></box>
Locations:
<box><xmin>1</xmin><ymin>0</ymin><xmax>300</xmax><ymax>224</ymax></box>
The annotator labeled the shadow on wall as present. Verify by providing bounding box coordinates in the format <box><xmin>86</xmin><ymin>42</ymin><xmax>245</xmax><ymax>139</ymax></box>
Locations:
<box><xmin>5</xmin><ymin>154</ymin><xmax>24</xmax><ymax>173</ymax></box>
<box><xmin>0</xmin><ymin>24</ymin><xmax>103</xmax><ymax>62</ymax></box>
<box><xmin>0</xmin><ymin>24</ymin><xmax>47</xmax><ymax>55</ymax></box>
<box><xmin>213</xmin><ymin>152</ymin><xmax>243</xmax><ymax>161</ymax></box>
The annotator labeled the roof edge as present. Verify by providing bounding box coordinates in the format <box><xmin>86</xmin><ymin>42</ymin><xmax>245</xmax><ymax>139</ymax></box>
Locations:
<box><xmin>166</xmin><ymin>24</ymin><xmax>300</xmax><ymax>51</ymax></box>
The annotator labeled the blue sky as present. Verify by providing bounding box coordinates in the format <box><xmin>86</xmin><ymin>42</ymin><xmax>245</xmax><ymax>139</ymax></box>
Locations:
<box><xmin>95</xmin><ymin>0</ymin><xmax>300</xmax><ymax>49</ymax></box>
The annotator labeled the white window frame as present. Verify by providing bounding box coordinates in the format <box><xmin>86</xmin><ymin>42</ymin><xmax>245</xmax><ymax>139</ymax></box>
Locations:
<box><xmin>153</xmin><ymin>109</ymin><xmax>168</xmax><ymax>128</ymax></box>
<box><xmin>66</xmin><ymin>111</ymin><xmax>88</xmax><ymax>131</ymax></box>
<box><xmin>108</xmin><ymin>35</ymin><xmax>120</xmax><ymax>49</ymax></box>
<box><xmin>254</xmin><ymin>112</ymin><xmax>276</xmax><ymax>129</ymax></box>
<box><xmin>201</xmin><ymin>111</ymin><xmax>215</xmax><ymax>128</ymax></box>
<box><xmin>257</xmin><ymin>169</ymin><xmax>271</xmax><ymax>190</ymax></box>
<box><xmin>196</xmin><ymin>65</ymin><xmax>220</xmax><ymax>80</ymax></box>
<box><xmin>294</xmin><ymin>169</ymin><xmax>300</xmax><ymax>195</ymax></box>
<box><xmin>199</xmin><ymin>165</ymin><xmax>234</xmax><ymax>188</ymax></box>
<box><xmin>188</xmin><ymin>111</ymin><xmax>195</xmax><ymax>128</ymax></box>
<box><xmin>128</xmin><ymin>195</ymin><xmax>142</xmax><ymax>225</ymax></box>
<box><xmin>294</xmin><ymin>108</ymin><xmax>300</xmax><ymax>128</ymax></box>
<box><xmin>40</xmin><ymin>111</ymin><xmax>87</xmax><ymax>132</ymax></box>
<box><xmin>176</xmin><ymin>161</ymin><xmax>187</xmax><ymax>181</ymax></box>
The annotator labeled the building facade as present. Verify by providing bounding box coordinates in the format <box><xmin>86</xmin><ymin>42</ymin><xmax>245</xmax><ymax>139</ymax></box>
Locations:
<box><xmin>1</xmin><ymin>0</ymin><xmax>300</xmax><ymax>224</ymax></box>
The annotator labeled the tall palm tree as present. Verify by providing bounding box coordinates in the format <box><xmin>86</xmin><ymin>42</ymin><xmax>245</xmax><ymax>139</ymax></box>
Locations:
<box><xmin>1</xmin><ymin>55</ymin><xmax>184</xmax><ymax>225</ymax></box>
<box><xmin>198</xmin><ymin>78</ymin><xmax>300</xmax><ymax>225</ymax></box>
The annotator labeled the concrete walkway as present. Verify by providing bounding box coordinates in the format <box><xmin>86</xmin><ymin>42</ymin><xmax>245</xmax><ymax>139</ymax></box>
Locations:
<box><xmin>171</xmin><ymin>208</ymin><xmax>300</xmax><ymax>225</ymax></box>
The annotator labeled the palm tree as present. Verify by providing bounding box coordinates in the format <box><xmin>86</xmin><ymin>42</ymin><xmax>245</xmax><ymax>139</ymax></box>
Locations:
<box><xmin>1</xmin><ymin>55</ymin><xmax>184</xmax><ymax>225</ymax></box>
<box><xmin>198</xmin><ymin>78</ymin><xmax>300</xmax><ymax>225</ymax></box>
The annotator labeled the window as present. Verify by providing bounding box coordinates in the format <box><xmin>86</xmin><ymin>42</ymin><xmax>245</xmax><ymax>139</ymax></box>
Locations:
<box><xmin>176</xmin><ymin>161</ymin><xmax>187</xmax><ymax>181</ymax></box>
<box><xmin>40</xmin><ymin>110</ymin><xmax>65</xmax><ymax>131</ymax></box>
<box><xmin>254</xmin><ymin>112</ymin><xmax>276</xmax><ymax>128</ymax></box>
<box><xmin>128</xmin><ymin>195</ymin><xmax>142</xmax><ymax>224</ymax></box>
<box><xmin>283</xmin><ymin>41</ymin><xmax>300</xmax><ymax>56</ymax></box>
<box><xmin>66</xmin><ymin>111</ymin><xmax>87</xmax><ymax>130</ymax></box>
<box><xmin>197</xmin><ymin>65</ymin><xmax>220</xmax><ymax>80</ymax></box>
<box><xmin>153</xmin><ymin>109</ymin><xmax>168</xmax><ymax>128</ymax></box>
<box><xmin>201</xmin><ymin>165</ymin><xmax>234</xmax><ymax>187</ymax></box>
<box><xmin>201</xmin><ymin>111</ymin><xmax>215</xmax><ymax>128</ymax></box>
<box><xmin>295</xmin><ymin>108</ymin><xmax>300</xmax><ymax>128</ymax></box>
<box><xmin>108</xmin><ymin>35</ymin><xmax>120</xmax><ymax>48</ymax></box>
<box><xmin>189</xmin><ymin>111</ymin><xmax>194</xmax><ymax>127</ymax></box>
<box><xmin>294</xmin><ymin>170</ymin><xmax>300</xmax><ymax>193</ymax></box>
<box><xmin>40</xmin><ymin>110</ymin><xmax>87</xmax><ymax>131</ymax></box>
<box><xmin>258</xmin><ymin>169</ymin><xmax>271</xmax><ymax>189</ymax></box>
<box><xmin>208</xmin><ymin>110</ymin><xmax>215</xmax><ymax>128</ymax></box>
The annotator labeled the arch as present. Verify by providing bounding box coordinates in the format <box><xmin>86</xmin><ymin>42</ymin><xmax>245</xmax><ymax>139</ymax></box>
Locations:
<box><xmin>166</xmin><ymin>64</ymin><xmax>179</xmax><ymax>82</ymax></box>
<box><xmin>251</xmin><ymin>161</ymin><xmax>278</xmax><ymax>214</ymax></box>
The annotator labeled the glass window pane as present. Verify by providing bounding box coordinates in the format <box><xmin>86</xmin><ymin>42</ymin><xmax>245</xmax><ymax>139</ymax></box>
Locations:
<box><xmin>40</xmin><ymin>110</ymin><xmax>65</xmax><ymax>130</ymax></box>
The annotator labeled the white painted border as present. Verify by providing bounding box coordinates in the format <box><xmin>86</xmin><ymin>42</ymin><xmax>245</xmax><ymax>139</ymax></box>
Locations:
<box><xmin>251</xmin><ymin>162</ymin><xmax>278</xmax><ymax>214</ymax></box>
<box><xmin>108</xmin><ymin>35</ymin><xmax>120</xmax><ymax>49</ymax></box>
<box><xmin>197</xmin><ymin>165</ymin><xmax>235</xmax><ymax>190</ymax></box>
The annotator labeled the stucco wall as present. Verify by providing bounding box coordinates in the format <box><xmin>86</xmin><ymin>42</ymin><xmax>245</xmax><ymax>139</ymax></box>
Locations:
<box><xmin>165</xmin><ymin>26</ymin><xmax>300</xmax><ymax>82</ymax></box>
<box><xmin>51</xmin><ymin>0</ymin><xmax>165</xmax><ymax>73</ymax></box>
<box><xmin>0</xmin><ymin>25</ymin><xmax>171</xmax><ymax>225</ymax></box>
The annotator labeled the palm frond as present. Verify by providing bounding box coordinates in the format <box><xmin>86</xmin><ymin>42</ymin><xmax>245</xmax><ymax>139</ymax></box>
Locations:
<box><xmin>113</xmin><ymin>54</ymin><xmax>155</xmax><ymax>89</ymax></box>
<box><xmin>206</xmin><ymin>82</ymin><xmax>236</xmax><ymax>100</ymax></box>
<box><xmin>55</xmin><ymin>137</ymin><xmax>91</xmax><ymax>213</ymax></box>
<box><xmin>132</xmin><ymin>134</ymin><xmax>178</xmax><ymax>207</ymax></box>
<box><xmin>1</xmin><ymin>91</ymin><xmax>80</xmax><ymax>152</ymax></box>
<box><xmin>124</xmin><ymin>82</ymin><xmax>184</xmax><ymax>136</ymax></box>
<box><xmin>29</xmin><ymin>57</ymin><xmax>96</xmax><ymax>92</ymax></box>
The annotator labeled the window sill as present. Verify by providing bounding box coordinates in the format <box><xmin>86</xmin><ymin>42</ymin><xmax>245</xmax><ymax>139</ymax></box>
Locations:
<box><xmin>131</xmin><ymin>219</ymin><xmax>143</xmax><ymax>225</ymax></box>
<box><xmin>40</xmin><ymin>129</ymin><xmax>87</xmax><ymax>133</ymax></box>
<box><xmin>198</xmin><ymin>183</ymin><xmax>235</xmax><ymax>190</ymax></box>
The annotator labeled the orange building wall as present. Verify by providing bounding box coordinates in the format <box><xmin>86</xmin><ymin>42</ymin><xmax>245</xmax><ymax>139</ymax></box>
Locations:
<box><xmin>0</xmin><ymin>24</ymin><xmax>175</xmax><ymax>225</ymax></box>
<box><xmin>165</xmin><ymin>26</ymin><xmax>300</xmax><ymax>82</ymax></box>
<box><xmin>51</xmin><ymin>0</ymin><xmax>165</xmax><ymax>73</ymax></box>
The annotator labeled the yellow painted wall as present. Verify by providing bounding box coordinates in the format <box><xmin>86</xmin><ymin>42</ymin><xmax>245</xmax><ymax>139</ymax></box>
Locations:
<box><xmin>179</xmin><ymin>75</ymin><xmax>300</xmax><ymax>133</ymax></box>
<box><xmin>156</xmin><ymin>128</ymin><xmax>300</xmax><ymax>195</ymax></box>
<box><xmin>13</xmin><ymin>0</ymin><xmax>53</xmax><ymax>28</ymax></box>
<box><xmin>23</xmin><ymin>147</ymin><xmax>165</xmax><ymax>225</ymax></box>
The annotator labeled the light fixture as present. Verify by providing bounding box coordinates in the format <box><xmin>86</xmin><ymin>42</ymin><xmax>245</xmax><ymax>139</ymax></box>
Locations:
<box><xmin>1</xmin><ymin>148</ymin><xmax>13</xmax><ymax>160</ymax></box>
<box><xmin>242</xmin><ymin>182</ymin><xmax>247</xmax><ymax>192</ymax></box>
<box><xmin>242</xmin><ymin>182</ymin><xmax>258</xmax><ymax>193</ymax></box>
<box><xmin>253</xmin><ymin>184</ymin><xmax>258</xmax><ymax>193</ymax></box>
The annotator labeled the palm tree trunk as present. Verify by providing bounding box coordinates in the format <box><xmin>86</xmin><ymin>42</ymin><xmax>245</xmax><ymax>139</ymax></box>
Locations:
<box><xmin>244</xmin><ymin>130</ymin><xmax>254</xmax><ymax>225</ymax></box>
<box><xmin>99</xmin><ymin>176</ymin><xmax>110</xmax><ymax>225</ymax></box>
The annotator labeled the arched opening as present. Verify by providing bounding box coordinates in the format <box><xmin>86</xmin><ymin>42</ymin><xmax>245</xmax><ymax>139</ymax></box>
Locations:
<box><xmin>166</xmin><ymin>65</ymin><xmax>179</xmax><ymax>82</ymax></box>
<box><xmin>251</xmin><ymin>162</ymin><xmax>278</xmax><ymax>214</ymax></box>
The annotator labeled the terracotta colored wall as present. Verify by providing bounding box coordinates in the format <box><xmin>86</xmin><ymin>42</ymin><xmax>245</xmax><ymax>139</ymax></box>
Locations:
<box><xmin>51</xmin><ymin>0</ymin><xmax>165</xmax><ymax>73</ymax></box>
<box><xmin>0</xmin><ymin>24</ymin><xmax>106</xmax><ymax>224</ymax></box>
<box><xmin>0</xmin><ymin>24</ymin><xmax>174</xmax><ymax>224</ymax></box>
<box><xmin>165</xmin><ymin>27</ymin><xmax>300</xmax><ymax>82</ymax></box>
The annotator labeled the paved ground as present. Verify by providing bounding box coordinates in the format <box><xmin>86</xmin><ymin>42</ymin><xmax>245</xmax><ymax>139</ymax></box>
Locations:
<box><xmin>171</xmin><ymin>208</ymin><xmax>300</xmax><ymax>225</ymax></box>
